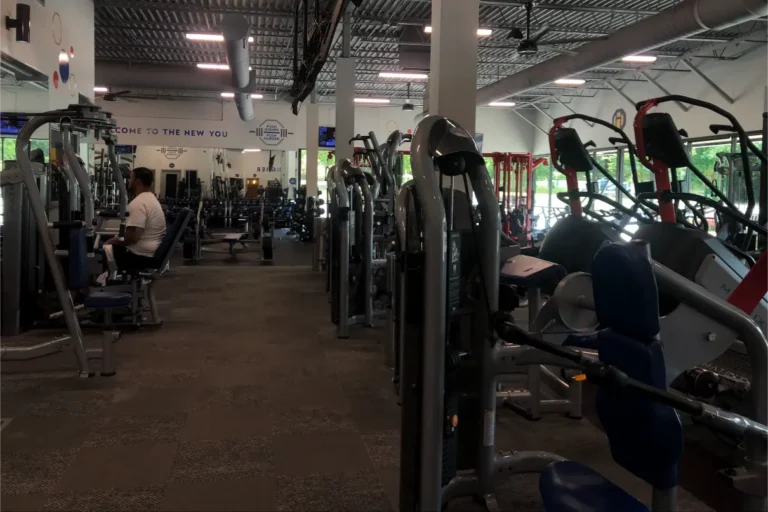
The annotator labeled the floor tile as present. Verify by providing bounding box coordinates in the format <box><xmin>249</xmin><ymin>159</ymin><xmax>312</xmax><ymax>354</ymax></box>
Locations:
<box><xmin>180</xmin><ymin>406</ymin><xmax>272</xmax><ymax>441</ymax></box>
<box><xmin>161</xmin><ymin>477</ymin><xmax>277</xmax><ymax>511</ymax></box>
<box><xmin>170</xmin><ymin>438</ymin><xmax>272</xmax><ymax>483</ymax></box>
<box><xmin>54</xmin><ymin>443</ymin><xmax>177</xmax><ymax>491</ymax></box>
<box><xmin>273</xmin><ymin>432</ymin><xmax>373</xmax><ymax>477</ymax></box>
<box><xmin>84</xmin><ymin>414</ymin><xmax>186</xmax><ymax>447</ymax></box>
<box><xmin>2</xmin><ymin>415</ymin><xmax>98</xmax><ymax>452</ymax></box>
<box><xmin>43</xmin><ymin>487</ymin><xmax>164</xmax><ymax>511</ymax></box>
<box><xmin>1</xmin><ymin>448</ymin><xmax>78</xmax><ymax>495</ymax></box>
<box><xmin>0</xmin><ymin>493</ymin><xmax>48</xmax><ymax>511</ymax></box>
<box><xmin>276</xmin><ymin>471</ymin><xmax>391</xmax><ymax>512</ymax></box>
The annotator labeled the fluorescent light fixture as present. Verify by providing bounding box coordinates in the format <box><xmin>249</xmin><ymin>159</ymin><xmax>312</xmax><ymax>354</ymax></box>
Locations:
<box><xmin>199</xmin><ymin>63</ymin><xmax>253</xmax><ymax>71</ymax></box>
<box><xmin>622</xmin><ymin>54</ymin><xmax>657</xmax><ymax>63</ymax></box>
<box><xmin>198</xmin><ymin>63</ymin><xmax>230</xmax><ymax>70</ymax></box>
<box><xmin>424</xmin><ymin>26</ymin><xmax>492</xmax><ymax>37</ymax></box>
<box><xmin>554</xmin><ymin>78</ymin><xmax>586</xmax><ymax>85</ymax></box>
<box><xmin>93</xmin><ymin>86</ymin><xmax>109</xmax><ymax>93</ymax></box>
<box><xmin>186</xmin><ymin>33</ymin><xmax>254</xmax><ymax>43</ymax></box>
<box><xmin>489</xmin><ymin>102</ymin><xmax>516</xmax><ymax>107</ymax></box>
<box><xmin>379</xmin><ymin>72</ymin><xmax>428</xmax><ymax>80</ymax></box>
<box><xmin>354</xmin><ymin>98</ymin><xmax>390</xmax><ymax>104</ymax></box>
<box><xmin>221</xmin><ymin>92</ymin><xmax>265</xmax><ymax>99</ymax></box>
<box><xmin>242</xmin><ymin>149</ymin><xmax>261</xmax><ymax>153</ymax></box>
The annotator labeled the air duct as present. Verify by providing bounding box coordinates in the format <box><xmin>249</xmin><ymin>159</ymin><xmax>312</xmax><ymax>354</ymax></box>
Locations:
<box><xmin>235</xmin><ymin>92</ymin><xmax>254</xmax><ymax>121</ymax></box>
<box><xmin>222</xmin><ymin>13</ymin><xmax>252</xmax><ymax>120</ymax></box>
<box><xmin>476</xmin><ymin>0</ymin><xmax>767</xmax><ymax>105</ymax></box>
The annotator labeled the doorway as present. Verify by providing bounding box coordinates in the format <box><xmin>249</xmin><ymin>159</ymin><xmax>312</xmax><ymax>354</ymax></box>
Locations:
<box><xmin>162</xmin><ymin>170</ymin><xmax>180</xmax><ymax>198</ymax></box>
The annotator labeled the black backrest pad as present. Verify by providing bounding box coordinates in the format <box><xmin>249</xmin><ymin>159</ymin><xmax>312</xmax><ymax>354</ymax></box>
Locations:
<box><xmin>151</xmin><ymin>208</ymin><xmax>193</xmax><ymax>268</ymax></box>
<box><xmin>641</xmin><ymin>113</ymin><xmax>689</xmax><ymax>168</ymax></box>
<box><xmin>555</xmin><ymin>127</ymin><xmax>593</xmax><ymax>173</ymax></box>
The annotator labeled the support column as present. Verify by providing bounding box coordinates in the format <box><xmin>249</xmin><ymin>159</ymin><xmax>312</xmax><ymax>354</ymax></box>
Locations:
<box><xmin>305</xmin><ymin>91</ymin><xmax>319</xmax><ymax>198</ymax></box>
<box><xmin>428</xmin><ymin>0</ymin><xmax>480</xmax><ymax>135</ymax></box>
<box><xmin>335</xmin><ymin>9</ymin><xmax>356</xmax><ymax>163</ymax></box>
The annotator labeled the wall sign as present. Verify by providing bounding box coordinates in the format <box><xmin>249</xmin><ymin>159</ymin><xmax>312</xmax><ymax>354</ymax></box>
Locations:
<box><xmin>255</xmin><ymin>120</ymin><xmax>291</xmax><ymax>146</ymax></box>
<box><xmin>289</xmin><ymin>177</ymin><xmax>297</xmax><ymax>185</ymax></box>
<box><xmin>612</xmin><ymin>109</ymin><xmax>627</xmax><ymax>130</ymax></box>
<box><xmin>158</xmin><ymin>147</ymin><xmax>186</xmax><ymax>160</ymax></box>
<box><xmin>169</xmin><ymin>162</ymin><xmax>175</xmax><ymax>169</ymax></box>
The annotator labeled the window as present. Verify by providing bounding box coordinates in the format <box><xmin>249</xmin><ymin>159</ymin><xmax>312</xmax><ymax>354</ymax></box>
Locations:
<box><xmin>689</xmin><ymin>140</ymin><xmax>732</xmax><ymax>197</ymax></box>
<box><xmin>592</xmin><ymin>150</ymin><xmax>618</xmax><ymax>210</ymax></box>
<box><xmin>1</xmin><ymin>138</ymin><xmax>50</xmax><ymax>163</ymax></box>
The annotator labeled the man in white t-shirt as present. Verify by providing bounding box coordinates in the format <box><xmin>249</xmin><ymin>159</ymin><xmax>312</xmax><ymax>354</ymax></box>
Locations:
<box><xmin>104</xmin><ymin>167</ymin><xmax>166</xmax><ymax>271</ymax></box>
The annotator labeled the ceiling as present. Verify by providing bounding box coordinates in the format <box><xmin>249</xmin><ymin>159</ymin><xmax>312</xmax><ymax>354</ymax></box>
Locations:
<box><xmin>93</xmin><ymin>0</ymin><xmax>766</xmax><ymax>105</ymax></box>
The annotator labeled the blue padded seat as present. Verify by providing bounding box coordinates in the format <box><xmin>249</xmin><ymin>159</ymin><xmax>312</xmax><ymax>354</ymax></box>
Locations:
<box><xmin>540</xmin><ymin>461</ymin><xmax>648</xmax><ymax>512</ymax></box>
<box><xmin>541</xmin><ymin>242</ymin><xmax>683</xmax><ymax>512</ymax></box>
<box><xmin>84</xmin><ymin>291</ymin><xmax>132</xmax><ymax>309</ymax></box>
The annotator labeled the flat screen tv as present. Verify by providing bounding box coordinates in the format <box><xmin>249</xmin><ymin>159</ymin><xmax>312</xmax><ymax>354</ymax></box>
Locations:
<box><xmin>319</xmin><ymin>126</ymin><xmax>336</xmax><ymax>148</ymax></box>
<box><xmin>115</xmin><ymin>145</ymin><xmax>137</xmax><ymax>155</ymax></box>
<box><xmin>0</xmin><ymin>114</ymin><xmax>27</xmax><ymax>135</ymax></box>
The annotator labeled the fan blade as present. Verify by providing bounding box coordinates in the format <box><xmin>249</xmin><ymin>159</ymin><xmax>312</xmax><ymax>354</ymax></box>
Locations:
<box><xmin>529</xmin><ymin>25</ymin><xmax>550</xmax><ymax>43</ymax></box>
<box><xmin>542</xmin><ymin>36</ymin><xmax>608</xmax><ymax>45</ymax></box>
<box><xmin>507</xmin><ymin>27</ymin><xmax>524</xmax><ymax>40</ymax></box>
<box><xmin>537</xmin><ymin>45</ymin><xmax>579</xmax><ymax>55</ymax></box>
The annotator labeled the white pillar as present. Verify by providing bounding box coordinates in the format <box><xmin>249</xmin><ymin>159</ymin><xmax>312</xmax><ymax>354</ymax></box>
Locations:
<box><xmin>335</xmin><ymin>9</ymin><xmax>356</xmax><ymax>163</ymax></box>
<box><xmin>305</xmin><ymin>93</ymin><xmax>319</xmax><ymax>198</ymax></box>
<box><xmin>335</xmin><ymin>58</ymin><xmax>356</xmax><ymax>163</ymax></box>
<box><xmin>428</xmin><ymin>0</ymin><xmax>480</xmax><ymax>135</ymax></box>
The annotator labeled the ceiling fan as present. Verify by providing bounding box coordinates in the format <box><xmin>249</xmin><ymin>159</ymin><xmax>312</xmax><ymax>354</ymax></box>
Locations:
<box><xmin>507</xmin><ymin>1</ymin><xmax>605</xmax><ymax>56</ymax></box>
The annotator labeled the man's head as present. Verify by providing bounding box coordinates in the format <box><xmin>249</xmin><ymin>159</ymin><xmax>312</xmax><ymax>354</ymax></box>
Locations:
<box><xmin>129</xmin><ymin>167</ymin><xmax>154</xmax><ymax>195</ymax></box>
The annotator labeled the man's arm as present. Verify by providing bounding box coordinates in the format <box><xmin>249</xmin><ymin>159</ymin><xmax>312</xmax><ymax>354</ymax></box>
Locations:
<box><xmin>105</xmin><ymin>226</ymin><xmax>144</xmax><ymax>246</ymax></box>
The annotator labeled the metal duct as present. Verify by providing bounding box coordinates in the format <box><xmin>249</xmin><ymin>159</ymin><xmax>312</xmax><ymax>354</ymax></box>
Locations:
<box><xmin>222</xmin><ymin>14</ymin><xmax>250</xmax><ymax>88</ymax></box>
<box><xmin>222</xmin><ymin>14</ymin><xmax>251</xmax><ymax>121</ymax></box>
<box><xmin>476</xmin><ymin>0</ymin><xmax>768</xmax><ymax>105</ymax></box>
<box><xmin>235</xmin><ymin>92</ymin><xmax>254</xmax><ymax>121</ymax></box>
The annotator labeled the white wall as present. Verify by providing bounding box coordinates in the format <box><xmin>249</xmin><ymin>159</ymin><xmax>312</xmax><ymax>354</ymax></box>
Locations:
<box><xmin>1</xmin><ymin>0</ymin><xmax>95</xmax><ymax>109</ymax></box>
<box><xmin>530</xmin><ymin>47</ymin><xmax>768</xmax><ymax>154</ymax></box>
<box><xmin>0</xmin><ymin>87</ymin><xmax>49</xmax><ymax>138</ymax></box>
<box><xmin>96</xmin><ymin>97</ymin><xmax>537</xmax><ymax>154</ymax></box>
<box><xmin>317</xmin><ymin>105</ymin><xmax>535</xmax><ymax>153</ymax></box>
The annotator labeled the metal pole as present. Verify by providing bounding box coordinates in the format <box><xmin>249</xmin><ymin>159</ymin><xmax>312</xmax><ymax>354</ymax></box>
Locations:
<box><xmin>16</xmin><ymin>113</ymin><xmax>90</xmax><ymax>376</ymax></box>
<box><xmin>511</xmin><ymin>110</ymin><xmax>549</xmax><ymax>135</ymax></box>
<box><xmin>342</xmin><ymin>7</ymin><xmax>351</xmax><ymax>58</ymax></box>
<box><xmin>606</xmin><ymin>80</ymin><xmax>636</xmax><ymax>108</ymax></box>
<box><xmin>61</xmin><ymin>120</ymin><xmax>95</xmax><ymax>234</ymax></box>
<box><xmin>639</xmin><ymin>71</ymin><xmax>691</xmax><ymax>112</ymax></box>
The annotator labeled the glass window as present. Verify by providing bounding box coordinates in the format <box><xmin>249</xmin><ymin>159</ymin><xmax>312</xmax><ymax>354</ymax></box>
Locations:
<box><xmin>689</xmin><ymin>140</ymin><xmax>732</xmax><ymax>197</ymax></box>
<box><xmin>592</xmin><ymin>150</ymin><xmax>618</xmax><ymax>210</ymax></box>
<box><xmin>621</xmin><ymin>149</ymin><xmax>654</xmax><ymax>207</ymax></box>
<box><xmin>2</xmin><ymin>137</ymin><xmax>16</xmax><ymax>162</ymax></box>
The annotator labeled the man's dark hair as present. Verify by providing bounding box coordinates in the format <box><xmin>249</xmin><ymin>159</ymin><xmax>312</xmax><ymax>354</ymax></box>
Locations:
<box><xmin>133</xmin><ymin>167</ymin><xmax>154</xmax><ymax>188</ymax></box>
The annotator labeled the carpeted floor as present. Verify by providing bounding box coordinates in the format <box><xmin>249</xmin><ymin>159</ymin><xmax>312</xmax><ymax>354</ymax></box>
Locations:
<box><xmin>1</xmin><ymin>255</ymin><xmax>713</xmax><ymax>511</ymax></box>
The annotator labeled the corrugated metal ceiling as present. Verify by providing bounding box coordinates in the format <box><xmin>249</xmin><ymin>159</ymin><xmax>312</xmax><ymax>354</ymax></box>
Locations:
<box><xmin>93</xmin><ymin>0</ymin><xmax>765</xmax><ymax>102</ymax></box>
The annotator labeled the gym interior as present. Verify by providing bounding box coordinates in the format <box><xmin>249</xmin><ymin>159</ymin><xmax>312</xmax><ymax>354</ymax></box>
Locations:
<box><xmin>1</xmin><ymin>1</ymin><xmax>767</xmax><ymax>511</ymax></box>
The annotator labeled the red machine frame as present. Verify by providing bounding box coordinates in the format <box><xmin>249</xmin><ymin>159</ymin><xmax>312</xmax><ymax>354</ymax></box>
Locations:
<box><xmin>488</xmin><ymin>152</ymin><xmax>547</xmax><ymax>244</ymax></box>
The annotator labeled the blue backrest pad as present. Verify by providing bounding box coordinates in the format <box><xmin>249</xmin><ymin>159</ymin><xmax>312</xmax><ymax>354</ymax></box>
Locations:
<box><xmin>68</xmin><ymin>227</ymin><xmax>89</xmax><ymax>290</ymax></box>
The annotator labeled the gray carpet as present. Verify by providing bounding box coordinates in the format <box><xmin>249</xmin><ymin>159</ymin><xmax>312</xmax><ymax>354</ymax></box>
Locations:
<box><xmin>1</xmin><ymin>263</ymin><xmax>714</xmax><ymax>511</ymax></box>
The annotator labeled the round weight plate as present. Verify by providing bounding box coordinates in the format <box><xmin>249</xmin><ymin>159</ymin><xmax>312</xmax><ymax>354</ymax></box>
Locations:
<box><xmin>553</xmin><ymin>272</ymin><xmax>598</xmax><ymax>332</ymax></box>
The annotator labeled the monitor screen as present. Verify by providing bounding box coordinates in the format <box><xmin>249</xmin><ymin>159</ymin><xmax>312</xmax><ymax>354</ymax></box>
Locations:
<box><xmin>114</xmin><ymin>145</ymin><xmax>137</xmax><ymax>155</ymax></box>
<box><xmin>0</xmin><ymin>115</ymin><xmax>27</xmax><ymax>136</ymax></box>
<box><xmin>319</xmin><ymin>126</ymin><xmax>336</xmax><ymax>148</ymax></box>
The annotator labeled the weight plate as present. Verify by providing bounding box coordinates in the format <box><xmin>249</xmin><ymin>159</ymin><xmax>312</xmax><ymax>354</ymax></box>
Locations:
<box><xmin>553</xmin><ymin>272</ymin><xmax>598</xmax><ymax>332</ymax></box>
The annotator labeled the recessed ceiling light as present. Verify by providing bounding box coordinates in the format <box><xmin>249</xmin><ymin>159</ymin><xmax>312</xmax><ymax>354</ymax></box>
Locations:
<box><xmin>379</xmin><ymin>72</ymin><xmax>429</xmax><ymax>80</ymax></box>
<box><xmin>424</xmin><ymin>26</ymin><xmax>492</xmax><ymax>37</ymax></box>
<box><xmin>354</xmin><ymin>98</ymin><xmax>391</xmax><ymax>104</ymax></box>
<box><xmin>186</xmin><ymin>33</ymin><xmax>255</xmax><ymax>43</ymax></box>
<box><xmin>489</xmin><ymin>102</ymin><xmax>516</xmax><ymax>107</ymax></box>
<box><xmin>554</xmin><ymin>78</ymin><xmax>586</xmax><ymax>85</ymax></box>
<box><xmin>622</xmin><ymin>55</ymin><xmax>658</xmax><ymax>63</ymax></box>
<box><xmin>94</xmin><ymin>86</ymin><xmax>109</xmax><ymax>93</ymax></box>
<box><xmin>242</xmin><ymin>149</ymin><xmax>261</xmax><ymax>153</ymax></box>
